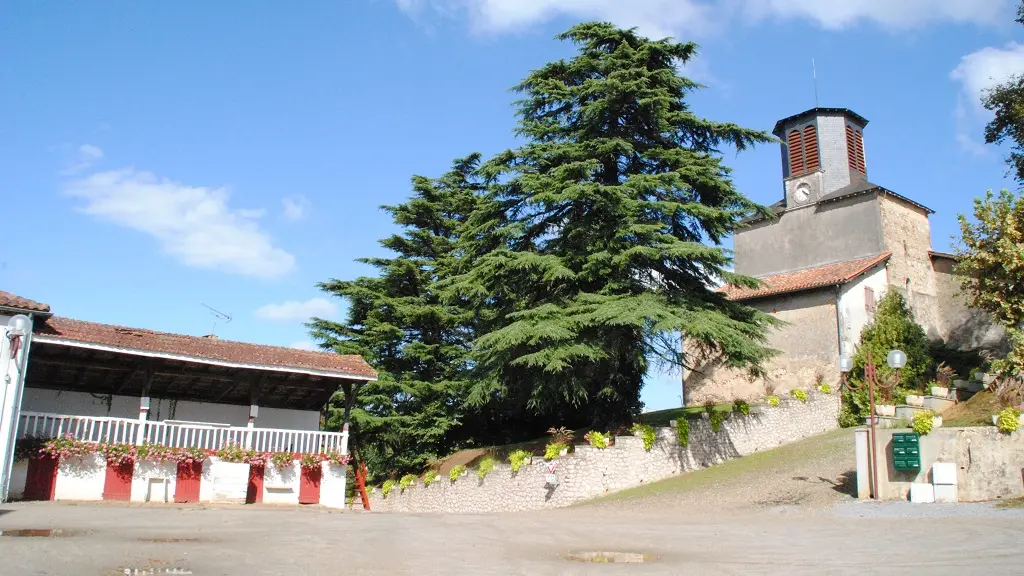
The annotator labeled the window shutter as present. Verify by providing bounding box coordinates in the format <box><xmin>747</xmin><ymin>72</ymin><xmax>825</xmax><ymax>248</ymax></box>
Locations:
<box><xmin>847</xmin><ymin>125</ymin><xmax>866</xmax><ymax>175</ymax></box>
<box><xmin>802</xmin><ymin>126</ymin><xmax>819</xmax><ymax>172</ymax></box>
<box><xmin>864</xmin><ymin>286</ymin><xmax>875</xmax><ymax>313</ymax></box>
<box><xmin>787</xmin><ymin>130</ymin><xmax>804</xmax><ymax>176</ymax></box>
<box><xmin>854</xmin><ymin>130</ymin><xmax>866</xmax><ymax>173</ymax></box>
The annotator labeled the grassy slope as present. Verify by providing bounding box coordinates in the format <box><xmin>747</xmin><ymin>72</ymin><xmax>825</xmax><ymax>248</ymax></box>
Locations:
<box><xmin>583</xmin><ymin>427</ymin><xmax>853</xmax><ymax>504</ymax></box>
<box><xmin>942</xmin><ymin>390</ymin><xmax>1002</xmax><ymax>426</ymax></box>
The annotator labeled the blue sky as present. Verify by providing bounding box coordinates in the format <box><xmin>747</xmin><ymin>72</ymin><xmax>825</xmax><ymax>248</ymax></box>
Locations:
<box><xmin>2</xmin><ymin>0</ymin><xmax>1023</xmax><ymax>411</ymax></box>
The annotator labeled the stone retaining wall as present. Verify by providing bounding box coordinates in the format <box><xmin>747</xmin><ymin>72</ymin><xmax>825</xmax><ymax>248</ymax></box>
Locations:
<box><xmin>368</xmin><ymin>391</ymin><xmax>840</xmax><ymax>513</ymax></box>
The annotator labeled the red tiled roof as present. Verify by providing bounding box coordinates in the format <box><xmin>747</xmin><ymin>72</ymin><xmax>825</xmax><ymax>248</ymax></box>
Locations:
<box><xmin>0</xmin><ymin>290</ymin><xmax>51</xmax><ymax>313</ymax></box>
<box><xmin>32</xmin><ymin>316</ymin><xmax>376</xmax><ymax>380</ymax></box>
<box><xmin>722</xmin><ymin>253</ymin><xmax>891</xmax><ymax>301</ymax></box>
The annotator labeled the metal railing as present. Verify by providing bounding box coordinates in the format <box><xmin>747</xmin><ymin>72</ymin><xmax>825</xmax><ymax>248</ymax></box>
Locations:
<box><xmin>17</xmin><ymin>412</ymin><xmax>347</xmax><ymax>455</ymax></box>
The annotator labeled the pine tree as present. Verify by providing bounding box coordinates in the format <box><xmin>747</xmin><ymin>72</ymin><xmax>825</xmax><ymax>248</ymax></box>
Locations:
<box><xmin>449</xmin><ymin>23</ymin><xmax>779</xmax><ymax>428</ymax></box>
<box><xmin>309</xmin><ymin>155</ymin><xmax>485</xmax><ymax>477</ymax></box>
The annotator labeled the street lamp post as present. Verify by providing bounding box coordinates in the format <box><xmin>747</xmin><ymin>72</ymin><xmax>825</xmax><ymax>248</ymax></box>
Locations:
<box><xmin>839</xmin><ymin>348</ymin><xmax>905</xmax><ymax>500</ymax></box>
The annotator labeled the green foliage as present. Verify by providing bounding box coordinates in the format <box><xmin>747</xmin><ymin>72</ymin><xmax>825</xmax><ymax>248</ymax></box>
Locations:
<box><xmin>791</xmin><ymin>389</ymin><xmax>808</xmax><ymax>403</ymax></box>
<box><xmin>817</xmin><ymin>384</ymin><xmax>832</xmax><ymax>395</ymax></box>
<box><xmin>477</xmin><ymin>456</ymin><xmax>496</xmax><ymax>479</ymax></box>
<box><xmin>270</xmin><ymin>452</ymin><xmax>294</xmax><ymax>469</ymax></box>
<box><xmin>630</xmin><ymin>423</ymin><xmax>656</xmax><ymax>451</ymax></box>
<box><xmin>449</xmin><ymin>465</ymin><xmax>466</xmax><ymax>482</ymax></box>
<box><xmin>676</xmin><ymin>418</ymin><xmax>690</xmax><ymax>447</ymax></box>
<box><xmin>733</xmin><ymin>399</ymin><xmax>750</xmax><ymax>415</ymax></box>
<box><xmin>852</xmin><ymin>291</ymin><xmax>934</xmax><ymax>390</ymax></box>
<box><xmin>766</xmin><ymin>395</ymin><xmax>780</xmax><ymax>407</ymax></box>
<box><xmin>14</xmin><ymin>437</ymin><xmax>46</xmax><ymax>462</ymax></box>
<box><xmin>97</xmin><ymin>442</ymin><xmax>134</xmax><ymax>465</ymax></box>
<box><xmin>955</xmin><ymin>189</ymin><xmax>1024</xmax><ymax>381</ymax></box>
<box><xmin>509</xmin><ymin>450</ymin><xmax>532</xmax><ymax>472</ymax></box>
<box><xmin>399</xmin><ymin>473</ymin><xmax>418</xmax><ymax>490</ymax></box>
<box><xmin>381</xmin><ymin>479</ymin><xmax>396</xmax><ymax>497</ymax></box>
<box><xmin>423</xmin><ymin>470</ymin><xmax>439</xmax><ymax>486</ymax></box>
<box><xmin>912</xmin><ymin>410</ymin><xmax>936</xmax><ymax>435</ymax></box>
<box><xmin>544</xmin><ymin>442</ymin><xmax>569</xmax><ymax>460</ymax></box>
<box><xmin>585</xmin><ymin>431</ymin><xmax>610</xmax><ymax>449</ymax></box>
<box><xmin>708</xmin><ymin>409</ymin><xmax>727</xmax><ymax>432</ymax></box>
<box><xmin>997</xmin><ymin>407</ymin><xmax>1021</xmax><ymax>433</ymax></box>
<box><xmin>839</xmin><ymin>402</ymin><xmax>861</xmax><ymax>428</ymax></box>
<box><xmin>299</xmin><ymin>453</ymin><xmax>324</xmax><ymax>470</ymax></box>
<box><xmin>310</xmin><ymin>154</ymin><xmax>487</xmax><ymax>482</ymax></box>
<box><xmin>446</xmin><ymin>21</ymin><xmax>779</xmax><ymax>428</ymax></box>
<box><xmin>214</xmin><ymin>442</ymin><xmax>249</xmax><ymax>463</ymax></box>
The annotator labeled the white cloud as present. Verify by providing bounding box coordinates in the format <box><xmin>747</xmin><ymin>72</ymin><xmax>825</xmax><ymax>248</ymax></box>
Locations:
<box><xmin>950</xmin><ymin>42</ymin><xmax>1024</xmax><ymax>153</ymax></box>
<box><xmin>256</xmin><ymin>297</ymin><xmax>338</xmax><ymax>322</ymax></box>
<box><xmin>281</xmin><ymin>195</ymin><xmax>311</xmax><ymax>221</ymax></box>
<box><xmin>394</xmin><ymin>0</ymin><xmax>1011</xmax><ymax>37</ymax></box>
<box><xmin>63</xmin><ymin>144</ymin><xmax>104</xmax><ymax>175</ymax></box>
<box><xmin>290</xmin><ymin>340</ymin><xmax>321</xmax><ymax>351</ymax></box>
<box><xmin>64</xmin><ymin>168</ymin><xmax>296</xmax><ymax>278</ymax></box>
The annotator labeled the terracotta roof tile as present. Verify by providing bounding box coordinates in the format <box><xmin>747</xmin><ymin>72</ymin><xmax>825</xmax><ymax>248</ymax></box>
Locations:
<box><xmin>0</xmin><ymin>290</ymin><xmax>51</xmax><ymax>313</ymax></box>
<box><xmin>722</xmin><ymin>253</ymin><xmax>891</xmax><ymax>301</ymax></box>
<box><xmin>33</xmin><ymin>316</ymin><xmax>376</xmax><ymax>379</ymax></box>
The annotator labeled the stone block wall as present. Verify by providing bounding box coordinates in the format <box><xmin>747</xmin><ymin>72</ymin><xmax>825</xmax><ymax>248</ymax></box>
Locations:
<box><xmin>367</xmin><ymin>391</ymin><xmax>840</xmax><ymax>513</ymax></box>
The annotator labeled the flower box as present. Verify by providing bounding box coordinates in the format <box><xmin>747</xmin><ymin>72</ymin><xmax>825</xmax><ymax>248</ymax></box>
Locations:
<box><xmin>905</xmin><ymin>395</ymin><xmax>924</xmax><ymax>407</ymax></box>
<box><xmin>876</xmin><ymin>405</ymin><xmax>896</xmax><ymax>417</ymax></box>
<box><xmin>931</xmin><ymin>386</ymin><xmax>950</xmax><ymax>398</ymax></box>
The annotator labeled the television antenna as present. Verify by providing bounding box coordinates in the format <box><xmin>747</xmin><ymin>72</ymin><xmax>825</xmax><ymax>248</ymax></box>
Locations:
<box><xmin>201</xmin><ymin>303</ymin><xmax>232</xmax><ymax>336</ymax></box>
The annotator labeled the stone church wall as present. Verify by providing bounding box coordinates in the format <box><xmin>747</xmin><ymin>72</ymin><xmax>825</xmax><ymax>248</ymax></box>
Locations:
<box><xmin>878</xmin><ymin>195</ymin><xmax>942</xmax><ymax>337</ymax></box>
<box><xmin>932</xmin><ymin>256</ymin><xmax>1006</xmax><ymax>351</ymax></box>
<box><xmin>684</xmin><ymin>288</ymin><xmax>840</xmax><ymax>404</ymax></box>
<box><xmin>367</xmin><ymin>392</ymin><xmax>840</xmax><ymax>513</ymax></box>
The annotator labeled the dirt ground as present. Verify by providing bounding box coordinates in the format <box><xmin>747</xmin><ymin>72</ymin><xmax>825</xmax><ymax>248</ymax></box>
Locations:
<box><xmin>3</xmin><ymin>430</ymin><xmax>1022</xmax><ymax>575</ymax></box>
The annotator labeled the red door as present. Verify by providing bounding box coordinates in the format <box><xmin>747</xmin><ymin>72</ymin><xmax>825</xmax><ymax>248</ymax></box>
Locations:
<box><xmin>174</xmin><ymin>461</ymin><xmax>203</xmax><ymax>503</ymax></box>
<box><xmin>23</xmin><ymin>456</ymin><xmax>58</xmax><ymax>501</ymax></box>
<box><xmin>298</xmin><ymin>466</ymin><xmax>321</xmax><ymax>504</ymax></box>
<box><xmin>246</xmin><ymin>463</ymin><xmax>265</xmax><ymax>504</ymax></box>
<box><xmin>102</xmin><ymin>459</ymin><xmax>134</xmax><ymax>501</ymax></box>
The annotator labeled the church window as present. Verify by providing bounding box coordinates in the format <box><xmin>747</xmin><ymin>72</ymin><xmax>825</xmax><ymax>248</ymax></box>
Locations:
<box><xmin>787</xmin><ymin>126</ymin><xmax>819</xmax><ymax>177</ymax></box>
<box><xmin>846</xmin><ymin>125</ymin><xmax>866</xmax><ymax>175</ymax></box>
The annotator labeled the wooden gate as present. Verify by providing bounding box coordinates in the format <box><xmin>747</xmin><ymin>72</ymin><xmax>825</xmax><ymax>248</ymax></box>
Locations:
<box><xmin>246</xmin><ymin>463</ymin><xmax>264</xmax><ymax>504</ymax></box>
<box><xmin>23</xmin><ymin>456</ymin><xmax>58</xmax><ymax>501</ymax></box>
<box><xmin>298</xmin><ymin>465</ymin><xmax>321</xmax><ymax>504</ymax></box>
<box><xmin>174</xmin><ymin>461</ymin><xmax>203</xmax><ymax>503</ymax></box>
<box><xmin>102</xmin><ymin>459</ymin><xmax>134</xmax><ymax>501</ymax></box>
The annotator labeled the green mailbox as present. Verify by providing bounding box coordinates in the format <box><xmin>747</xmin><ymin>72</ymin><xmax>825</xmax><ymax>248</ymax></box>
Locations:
<box><xmin>891</xmin><ymin>432</ymin><xmax>921</xmax><ymax>472</ymax></box>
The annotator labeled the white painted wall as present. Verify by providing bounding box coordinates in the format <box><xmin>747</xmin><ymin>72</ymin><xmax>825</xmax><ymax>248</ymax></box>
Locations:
<box><xmin>263</xmin><ymin>461</ymin><xmax>300</xmax><ymax>505</ymax></box>
<box><xmin>8</xmin><ymin>460</ymin><xmax>27</xmax><ymax>499</ymax></box>
<box><xmin>319</xmin><ymin>462</ymin><xmax>347</xmax><ymax>509</ymax></box>
<box><xmin>838</xmin><ymin>265</ymin><xmax>889</xmax><ymax>356</ymax></box>
<box><xmin>53</xmin><ymin>453</ymin><xmax>105</xmax><ymax>501</ymax></box>
<box><xmin>131</xmin><ymin>461</ymin><xmax>177</xmax><ymax>503</ymax></box>
<box><xmin>20</xmin><ymin>389</ymin><xmax>320</xmax><ymax>430</ymax></box>
<box><xmin>209</xmin><ymin>459</ymin><xmax>249</xmax><ymax>503</ymax></box>
<box><xmin>199</xmin><ymin>458</ymin><xmax>214</xmax><ymax>502</ymax></box>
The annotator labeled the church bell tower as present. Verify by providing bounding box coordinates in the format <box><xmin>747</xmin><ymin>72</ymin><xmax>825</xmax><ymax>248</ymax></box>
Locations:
<box><xmin>772</xmin><ymin>108</ymin><xmax>869</xmax><ymax>208</ymax></box>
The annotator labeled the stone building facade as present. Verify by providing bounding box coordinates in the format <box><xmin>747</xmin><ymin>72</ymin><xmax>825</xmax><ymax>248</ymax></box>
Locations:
<box><xmin>684</xmin><ymin>107</ymin><xmax>1005</xmax><ymax>404</ymax></box>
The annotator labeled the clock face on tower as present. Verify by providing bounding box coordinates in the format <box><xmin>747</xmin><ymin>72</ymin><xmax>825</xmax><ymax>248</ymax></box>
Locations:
<box><xmin>794</xmin><ymin>182</ymin><xmax>812</xmax><ymax>204</ymax></box>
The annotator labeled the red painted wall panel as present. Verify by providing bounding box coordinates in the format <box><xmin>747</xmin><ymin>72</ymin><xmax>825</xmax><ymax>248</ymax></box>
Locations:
<box><xmin>23</xmin><ymin>456</ymin><xmax>58</xmax><ymax>501</ymax></box>
<box><xmin>298</xmin><ymin>466</ymin><xmax>321</xmax><ymax>505</ymax></box>
<box><xmin>246</xmin><ymin>463</ymin><xmax>264</xmax><ymax>504</ymax></box>
<box><xmin>102</xmin><ymin>460</ymin><xmax>134</xmax><ymax>501</ymax></box>
<box><xmin>174</xmin><ymin>461</ymin><xmax>203</xmax><ymax>503</ymax></box>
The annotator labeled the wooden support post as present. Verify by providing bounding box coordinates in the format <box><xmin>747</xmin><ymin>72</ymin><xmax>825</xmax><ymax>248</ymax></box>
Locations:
<box><xmin>245</xmin><ymin>374</ymin><xmax>266</xmax><ymax>449</ymax></box>
<box><xmin>135</xmin><ymin>362</ymin><xmax>155</xmax><ymax>445</ymax></box>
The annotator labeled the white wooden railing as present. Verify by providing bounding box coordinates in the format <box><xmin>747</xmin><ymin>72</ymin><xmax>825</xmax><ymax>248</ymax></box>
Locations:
<box><xmin>17</xmin><ymin>412</ymin><xmax>348</xmax><ymax>455</ymax></box>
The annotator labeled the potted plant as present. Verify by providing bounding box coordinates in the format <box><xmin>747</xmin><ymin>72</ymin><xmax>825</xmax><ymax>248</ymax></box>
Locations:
<box><xmin>875</xmin><ymin>404</ymin><xmax>897</xmax><ymax>417</ymax></box>
<box><xmin>905</xmin><ymin>393</ymin><xmax>925</xmax><ymax>407</ymax></box>
<box><xmin>994</xmin><ymin>407</ymin><xmax>1021</xmax><ymax>433</ymax></box>
<box><xmin>930</xmin><ymin>382</ymin><xmax>950</xmax><ymax>398</ymax></box>
<box><xmin>912</xmin><ymin>409</ymin><xmax>941</xmax><ymax>435</ymax></box>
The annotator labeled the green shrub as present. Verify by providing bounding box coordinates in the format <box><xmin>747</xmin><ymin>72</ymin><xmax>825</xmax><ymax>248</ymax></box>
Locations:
<box><xmin>852</xmin><ymin>291</ymin><xmax>934</xmax><ymax>389</ymax></box>
<box><xmin>630</xmin><ymin>423</ymin><xmax>656</xmax><ymax>451</ymax></box>
<box><xmin>732</xmin><ymin>399</ymin><xmax>750</xmax><ymax>415</ymax></box>
<box><xmin>766</xmin><ymin>395</ymin><xmax>780</xmax><ymax>407</ymax></box>
<box><xmin>791</xmin><ymin>389</ymin><xmax>808</xmax><ymax>403</ymax></box>
<box><xmin>997</xmin><ymin>407</ymin><xmax>1021</xmax><ymax>433</ymax></box>
<box><xmin>381</xmin><ymin>479</ymin><xmax>396</xmax><ymax>497</ymax></box>
<box><xmin>912</xmin><ymin>410</ymin><xmax>935</xmax><ymax>435</ymax></box>
<box><xmin>585</xmin><ymin>431</ymin><xmax>609</xmax><ymax>449</ymax></box>
<box><xmin>477</xmin><ymin>456</ymin><xmax>496</xmax><ymax>479</ymax></box>
<box><xmin>509</xmin><ymin>450</ymin><xmax>532</xmax><ymax>473</ymax></box>
<box><xmin>544</xmin><ymin>441</ymin><xmax>569</xmax><ymax>460</ymax></box>
<box><xmin>818</xmin><ymin>383</ymin><xmax>832</xmax><ymax>395</ymax></box>
<box><xmin>449</xmin><ymin>465</ymin><xmax>466</xmax><ymax>482</ymax></box>
<box><xmin>676</xmin><ymin>418</ymin><xmax>690</xmax><ymax>447</ymax></box>
<box><xmin>423</xmin><ymin>470</ymin><xmax>439</xmax><ymax>486</ymax></box>
<box><xmin>708</xmin><ymin>410</ymin><xmax>727</xmax><ymax>432</ymax></box>
<box><xmin>399</xmin><ymin>473</ymin><xmax>418</xmax><ymax>490</ymax></box>
<box><xmin>839</xmin><ymin>402</ymin><xmax>861</xmax><ymax>428</ymax></box>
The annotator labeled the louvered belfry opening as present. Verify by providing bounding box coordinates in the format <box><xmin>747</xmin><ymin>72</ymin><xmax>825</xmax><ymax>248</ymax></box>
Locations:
<box><xmin>787</xmin><ymin>125</ymin><xmax>819</xmax><ymax>177</ymax></box>
<box><xmin>846</xmin><ymin>125</ymin><xmax>866</xmax><ymax>174</ymax></box>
